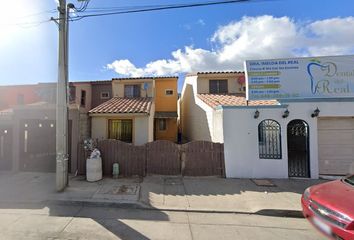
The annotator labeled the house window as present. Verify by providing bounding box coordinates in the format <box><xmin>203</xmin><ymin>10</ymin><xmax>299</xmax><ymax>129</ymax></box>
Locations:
<box><xmin>69</xmin><ymin>86</ymin><xmax>76</xmax><ymax>103</ymax></box>
<box><xmin>258</xmin><ymin>119</ymin><xmax>282</xmax><ymax>159</ymax></box>
<box><xmin>17</xmin><ymin>94</ymin><xmax>24</xmax><ymax>105</ymax></box>
<box><xmin>165</xmin><ymin>89</ymin><xmax>174</xmax><ymax>96</ymax></box>
<box><xmin>158</xmin><ymin>119</ymin><xmax>167</xmax><ymax>131</ymax></box>
<box><xmin>100</xmin><ymin>91</ymin><xmax>110</xmax><ymax>99</ymax></box>
<box><xmin>124</xmin><ymin>85</ymin><xmax>140</xmax><ymax>98</ymax></box>
<box><xmin>209</xmin><ymin>80</ymin><xmax>228</xmax><ymax>94</ymax></box>
<box><xmin>80</xmin><ymin>90</ymin><xmax>86</xmax><ymax>107</ymax></box>
<box><xmin>109</xmin><ymin>119</ymin><xmax>133</xmax><ymax>143</ymax></box>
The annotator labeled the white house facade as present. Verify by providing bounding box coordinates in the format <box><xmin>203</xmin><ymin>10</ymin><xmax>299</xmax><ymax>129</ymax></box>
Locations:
<box><xmin>180</xmin><ymin>71</ymin><xmax>354</xmax><ymax>179</ymax></box>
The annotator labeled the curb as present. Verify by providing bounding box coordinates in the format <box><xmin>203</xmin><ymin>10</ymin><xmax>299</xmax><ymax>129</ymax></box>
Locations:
<box><xmin>46</xmin><ymin>199</ymin><xmax>304</xmax><ymax>218</ymax></box>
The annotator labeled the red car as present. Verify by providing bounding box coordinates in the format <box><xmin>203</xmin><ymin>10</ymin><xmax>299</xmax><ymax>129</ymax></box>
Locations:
<box><xmin>301</xmin><ymin>175</ymin><xmax>354</xmax><ymax>240</ymax></box>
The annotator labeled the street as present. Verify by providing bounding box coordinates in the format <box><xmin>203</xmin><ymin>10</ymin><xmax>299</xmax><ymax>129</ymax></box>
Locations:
<box><xmin>0</xmin><ymin>203</ymin><xmax>324</xmax><ymax>240</ymax></box>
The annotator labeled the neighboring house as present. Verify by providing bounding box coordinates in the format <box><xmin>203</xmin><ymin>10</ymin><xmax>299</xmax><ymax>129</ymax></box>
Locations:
<box><xmin>180</xmin><ymin>71</ymin><xmax>354</xmax><ymax>179</ymax></box>
<box><xmin>89</xmin><ymin>76</ymin><xmax>178</xmax><ymax>145</ymax></box>
<box><xmin>179</xmin><ymin>71</ymin><xmax>247</xmax><ymax>142</ymax></box>
<box><xmin>154</xmin><ymin>77</ymin><xmax>178</xmax><ymax>142</ymax></box>
<box><xmin>0</xmin><ymin>83</ymin><xmax>57</xmax><ymax>110</ymax></box>
<box><xmin>0</xmin><ymin>80</ymin><xmax>112</xmax><ymax>173</ymax></box>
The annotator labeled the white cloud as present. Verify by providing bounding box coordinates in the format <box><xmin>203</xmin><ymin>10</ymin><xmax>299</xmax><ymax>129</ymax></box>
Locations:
<box><xmin>107</xmin><ymin>15</ymin><xmax>354</xmax><ymax>77</ymax></box>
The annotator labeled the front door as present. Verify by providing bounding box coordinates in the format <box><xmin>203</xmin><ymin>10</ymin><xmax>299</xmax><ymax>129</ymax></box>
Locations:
<box><xmin>287</xmin><ymin>120</ymin><xmax>310</xmax><ymax>178</ymax></box>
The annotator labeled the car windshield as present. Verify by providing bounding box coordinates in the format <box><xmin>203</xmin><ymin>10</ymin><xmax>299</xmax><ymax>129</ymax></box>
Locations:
<box><xmin>344</xmin><ymin>175</ymin><xmax>354</xmax><ymax>186</ymax></box>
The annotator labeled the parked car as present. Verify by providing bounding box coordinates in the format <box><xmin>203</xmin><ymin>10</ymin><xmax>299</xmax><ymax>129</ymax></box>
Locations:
<box><xmin>301</xmin><ymin>175</ymin><xmax>354</xmax><ymax>240</ymax></box>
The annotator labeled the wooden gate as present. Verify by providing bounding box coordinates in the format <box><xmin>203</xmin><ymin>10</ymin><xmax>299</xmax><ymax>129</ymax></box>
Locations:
<box><xmin>0</xmin><ymin>126</ymin><xmax>12</xmax><ymax>170</ymax></box>
<box><xmin>77</xmin><ymin>140</ymin><xmax>225</xmax><ymax>177</ymax></box>
<box><xmin>146</xmin><ymin>140</ymin><xmax>180</xmax><ymax>175</ymax></box>
<box><xmin>97</xmin><ymin>140</ymin><xmax>145</xmax><ymax>177</ymax></box>
<box><xmin>182</xmin><ymin>141</ymin><xmax>225</xmax><ymax>176</ymax></box>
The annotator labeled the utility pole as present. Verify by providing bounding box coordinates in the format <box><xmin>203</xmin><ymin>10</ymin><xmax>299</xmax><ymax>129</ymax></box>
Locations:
<box><xmin>56</xmin><ymin>0</ymin><xmax>69</xmax><ymax>191</ymax></box>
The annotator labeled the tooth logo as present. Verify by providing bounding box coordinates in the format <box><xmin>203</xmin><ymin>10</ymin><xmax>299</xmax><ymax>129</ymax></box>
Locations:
<box><xmin>307</xmin><ymin>59</ymin><xmax>337</xmax><ymax>94</ymax></box>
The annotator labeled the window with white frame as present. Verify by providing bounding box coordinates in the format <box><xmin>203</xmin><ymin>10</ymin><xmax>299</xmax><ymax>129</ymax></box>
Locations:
<box><xmin>100</xmin><ymin>91</ymin><xmax>110</xmax><ymax>99</ymax></box>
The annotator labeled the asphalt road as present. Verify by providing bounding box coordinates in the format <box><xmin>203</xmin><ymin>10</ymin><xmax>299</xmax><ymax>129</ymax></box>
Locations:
<box><xmin>0</xmin><ymin>203</ymin><xmax>325</xmax><ymax>240</ymax></box>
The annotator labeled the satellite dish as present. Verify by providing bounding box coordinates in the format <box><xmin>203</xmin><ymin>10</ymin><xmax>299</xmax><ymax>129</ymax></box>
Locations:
<box><xmin>143</xmin><ymin>83</ymin><xmax>149</xmax><ymax>90</ymax></box>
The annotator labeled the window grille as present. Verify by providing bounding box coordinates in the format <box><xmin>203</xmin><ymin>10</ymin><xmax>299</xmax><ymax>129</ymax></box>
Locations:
<box><xmin>258</xmin><ymin>119</ymin><xmax>282</xmax><ymax>159</ymax></box>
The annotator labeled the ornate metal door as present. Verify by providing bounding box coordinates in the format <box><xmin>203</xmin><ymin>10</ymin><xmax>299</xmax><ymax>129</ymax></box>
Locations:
<box><xmin>287</xmin><ymin>120</ymin><xmax>310</xmax><ymax>178</ymax></box>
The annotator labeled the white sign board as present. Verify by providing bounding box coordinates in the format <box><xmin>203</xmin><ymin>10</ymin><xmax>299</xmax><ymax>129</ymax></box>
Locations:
<box><xmin>245</xmin><ymin>55</ymin><xmax>354</xmax><ymax>100</ymax></box>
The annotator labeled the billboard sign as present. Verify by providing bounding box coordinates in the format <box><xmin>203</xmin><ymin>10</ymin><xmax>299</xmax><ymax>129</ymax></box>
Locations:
<box><xmin>245</xmin><ymin>55</ymin><xmax>354</xmax><ymax>100</ymax></box>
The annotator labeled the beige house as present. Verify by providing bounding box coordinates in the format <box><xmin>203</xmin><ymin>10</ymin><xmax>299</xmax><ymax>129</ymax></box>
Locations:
<box><xmin>179</xmin><ymin>71</ymin><xmax>249</xmax><ymax>142</ymax></box>
<box><xmin>89</xmin><ymin>77</ymin><xmax>178</xmax><ymax>145</ymax></box>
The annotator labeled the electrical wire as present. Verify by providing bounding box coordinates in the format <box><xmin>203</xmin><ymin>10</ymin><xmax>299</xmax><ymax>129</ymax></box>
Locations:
<box><xmin>58</xmin><ymin>0</ymin><xmax>255</xmax><ymax>22</ymax></box>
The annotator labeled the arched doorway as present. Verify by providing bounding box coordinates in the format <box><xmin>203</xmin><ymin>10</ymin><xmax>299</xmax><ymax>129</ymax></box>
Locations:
<box><xmin>287</xmin><ymin>120</ymin><xmax>310</xmax><ymax>178</ymax></box>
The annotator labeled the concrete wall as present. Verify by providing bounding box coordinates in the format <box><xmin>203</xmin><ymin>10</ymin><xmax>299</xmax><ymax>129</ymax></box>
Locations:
<box><xmin>222</xmin><ymin>100</ymin><xmax>354</xmax><ymax>179</ymax></box>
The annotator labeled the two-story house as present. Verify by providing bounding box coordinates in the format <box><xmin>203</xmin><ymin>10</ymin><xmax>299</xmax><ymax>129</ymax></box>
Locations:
<box><xmin>0</xmin><ymin>80</ymin><xmax>113</xmax><ymax>173</ymax></box>
<box><xmin>89</xmin><ymin>76</ymin><xmax>178</xmax><ymax>145</ymax></box>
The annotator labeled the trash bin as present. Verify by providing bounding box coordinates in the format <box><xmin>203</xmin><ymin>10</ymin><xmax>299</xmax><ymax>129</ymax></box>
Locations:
<box><xmin>86</xmin><ymin>149</ymin><xmax>102</xmax><ymax>182</ymax></box>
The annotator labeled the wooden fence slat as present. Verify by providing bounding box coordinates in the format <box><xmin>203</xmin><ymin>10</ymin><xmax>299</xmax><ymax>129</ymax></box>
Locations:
<box><xmin>77</xmin><ymin>140</ymin><xmax>225</xmax><ymax>177</ymax></box>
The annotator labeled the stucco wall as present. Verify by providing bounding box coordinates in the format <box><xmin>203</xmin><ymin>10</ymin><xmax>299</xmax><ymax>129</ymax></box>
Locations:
<box><xmin>154</xmin><ymin>78</ymin><xmax>178</xmax><ymax>112</ymax></box>
<box><xmin>112</xmin><ymin>80</ymin><xmax>153</xmax><ymax>98</ymax></box>
<box><xmin>73</xmin><ymin>83</ymin><xmax>92</xmax><ymax>112</ymax></box>
<box><xmin>222</xmin><ymin>100</ymin><xmax>354</xmax><ymax>179</ymax></box>
<box><xmin>91</xmin><ymin>117</ymin><xmax>107</xmax><ymax>140</ymax></box>
<box><xmin>91</xmin><ymin>114</ymin><xmax>151</xmax><ymax>145</ymax></box>
<box><xmin>196</xmin><ymin>73</ymin><xmax>245</xmax><ymax>94</ymax></box>
<box><xmin>180</xmin><ymin>76</ymin><xmax>213</xmax><ymax>141</ymax></box>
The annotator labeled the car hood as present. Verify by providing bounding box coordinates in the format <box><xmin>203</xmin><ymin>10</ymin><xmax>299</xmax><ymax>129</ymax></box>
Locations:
<box><xmin>310</xmin><ymin>179</ymin><xmax>354</xmax><ymax>219</ymax></box>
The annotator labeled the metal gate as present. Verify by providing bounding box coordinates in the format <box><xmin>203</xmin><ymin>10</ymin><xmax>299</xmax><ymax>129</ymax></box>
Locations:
<box><xmin>19</xmin><ymin>120</ymin><xmax>72</xmax><ymax>172</ymax></box>
<box><xmin>287</xmin><ymin>119</ymin><xmax>310</xmax><ymax>178</ymax></box>
<box><xmin>0</xmin><ymin>126</ymin><xmax>12</xmax><ymax>170</ymax></box>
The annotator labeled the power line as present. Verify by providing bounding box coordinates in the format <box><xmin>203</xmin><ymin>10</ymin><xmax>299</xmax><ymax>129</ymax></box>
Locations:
<box><xmin>60</xmin><ymin>0</ymin><xmax>255</xmax><ymax>22</ymax></box>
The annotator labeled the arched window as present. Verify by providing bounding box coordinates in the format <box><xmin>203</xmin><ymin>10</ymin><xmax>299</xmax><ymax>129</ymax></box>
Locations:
<box><xmin>258</xmin><ymin>119</ymin><xmax>282</xmax><ymax>159</ymax></box>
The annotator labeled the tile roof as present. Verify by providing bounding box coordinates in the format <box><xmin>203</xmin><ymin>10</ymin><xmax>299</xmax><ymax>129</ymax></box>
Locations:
<box><xmin>89</xmin><ymin>97</ymin><xmax>152</xmax><ymax>114</ymax></box>
<box><xmin>186</xmin><ymin>71</ymin><xmax>244</xmax><ymax>77</ymax></box>
<box><xmin>197</xmin><ymin>94</ymin><xmax>279</xmax><ymax>108</ymax></box>
<box><xmin>112</xmin><ymin>76</ymin><xmax>178</xmax><ymax>81</ymax></box>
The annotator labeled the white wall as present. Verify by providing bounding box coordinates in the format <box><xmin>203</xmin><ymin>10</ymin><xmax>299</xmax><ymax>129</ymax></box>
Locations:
<box><xmin>91</xmin><ymin>117</ymin><xmax>107</xmax><ymax>140</ymax></box>
<box><xmin>222</xmin><ymin>100</ymin><xmax>354</xmax><ymax>179</ymax></box>
<box><xmin>134</xmin><ymin>116</ymin><xmax>150</xmax><ymax>145</ymax></box>
<box><xmin>148</xmin><ymin>102</ymin><xmax>155</xmax><ymax>142</ymax></box>
<box><xmin>180</xmin><ymin>76</ymin><xmax>213</xmax><ymax>141</ymax></box>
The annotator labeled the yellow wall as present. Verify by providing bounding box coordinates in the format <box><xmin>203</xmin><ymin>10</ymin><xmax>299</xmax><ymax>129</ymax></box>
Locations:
<box><xmin>154</xmin><ymin>78</ymin><xmax>178</xmax><ymax>142</ymax></box>
<box><xmin>154</xmin><ymin>78</ymin><xmax>178</xmax><ymax>112</ymax></box>
<box><xmin>155</xmin><ymin>118</ymin><xmax>178</xmax><ymax>142</ymax></box>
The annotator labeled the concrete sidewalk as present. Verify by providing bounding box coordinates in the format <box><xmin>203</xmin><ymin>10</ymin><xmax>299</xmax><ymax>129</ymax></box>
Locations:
<box><xmin>0</xmin><ymin>172</ymin><xmax>326</xmax><ymax>215</ymax></box>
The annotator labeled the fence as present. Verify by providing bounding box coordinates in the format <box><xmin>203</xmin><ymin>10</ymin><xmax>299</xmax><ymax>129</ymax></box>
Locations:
<box><xmin>77</xmin><ymin>140</ymin><xmax>225</xmax><ymax>177</ymax></box>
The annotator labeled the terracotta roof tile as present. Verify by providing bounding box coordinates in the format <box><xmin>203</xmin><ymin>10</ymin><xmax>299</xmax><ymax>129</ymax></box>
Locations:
<box><xmin>197</xmin><ymin>94</ymin><xmax>279</xmax><ymax>108</ymax></box>
<box><xmin>112</xmin><ymin>76</ymin><xmax>178</xmax><ymax>81</ymax></box>
<box><xmin>89</xmin><ymin>97</ymin><xmax>152</xmax><ymax>114</ymax></box>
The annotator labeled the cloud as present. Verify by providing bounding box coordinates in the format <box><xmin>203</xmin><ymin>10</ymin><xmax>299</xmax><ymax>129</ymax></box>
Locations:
<box><xmin>107</xmin><ymin>15</ymin><xmax>354</xmax><ymax>77</ymax></box>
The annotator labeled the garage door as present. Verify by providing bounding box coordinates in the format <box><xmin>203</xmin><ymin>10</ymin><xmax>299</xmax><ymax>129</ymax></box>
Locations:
<box><xmin>318</xmin><ymin>118</ymin><xmax>354</xmax><ymax>175</ymax></box>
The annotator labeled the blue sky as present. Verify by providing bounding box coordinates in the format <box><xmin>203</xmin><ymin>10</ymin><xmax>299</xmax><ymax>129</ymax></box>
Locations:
<box><xmin>1</xmin><ymin>0</ymin><xmax>354</xmax><ymax>91</ymax></box>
